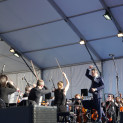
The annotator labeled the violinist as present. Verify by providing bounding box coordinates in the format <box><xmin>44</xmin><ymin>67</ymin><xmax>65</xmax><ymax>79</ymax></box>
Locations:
<box><xmin>115</xmin><ymin>96</ymin><xmax>121</xmax><ymax>122</ymax></box>
<box><xmin>73</xmin><ymin>94</ymin><xmax>83</xmax><ymax>122</ymax></box>
<box><xmin>54</xmin><ymin>72</ymin><xmax>70</xmax><ymax>112</ymax></box>
<box><xmin>23</xmin><ymin>86</ymin><xmax>32</xmax><ymax>98</ymax></box>
<box><xmin>103</xmin><ymin>94</ymin><xmax>116</xmax><ymax>123</ymax></box>
<box><xmin>74</xmin><ymin>94</ymin><xmax>82</xmax><ymax>105</ymax></box>
<box><xmin>28</xmin><ymin>79</ymin><xmax>51</xmax><ymax>105</ymax></box>
<box><xmin>0</xmin><ymin>75</ymin><xmax>16</xmax><ymax>107</ymax></box>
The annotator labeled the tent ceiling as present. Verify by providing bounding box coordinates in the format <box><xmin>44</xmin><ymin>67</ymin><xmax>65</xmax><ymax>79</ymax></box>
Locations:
<box><xmin>0</xmin><ymin>0</ymin><xmax>123</xmax><ymax>70</ymax></box>
<box><xmin>0</xmin><ymin>41</ymin><xmax>38</xmax><ymax>73</ymax></box>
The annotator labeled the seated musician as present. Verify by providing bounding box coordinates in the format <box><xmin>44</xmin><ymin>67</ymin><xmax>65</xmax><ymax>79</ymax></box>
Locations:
<box><xmin>115</xmin><ymin>96</ymin><xmax>122</xmax><ymax>107</ymax></box>
<box><xmin>0</xmin><ymin>75</ymin><xmax>16</xmax><ymax>107</ymax></box>
<box><xmin>23</xmin><ymin>86</ymin><xmax>32</xmax><ymax>98</ymax></box>
<box><xmin>103</xmin><ymin>94</ymin><xmax>116</xmax><ymax>123</ymax></box>
<box><xmin>120</xmin><ymin>98</ymin><xmax>123</xmax><ymax>107</ymax></box>
<box><xmin>115</xmin><ymin>96</ymin><xmax>122</xmax><ymax>121</ymax></box>
<box><xmin>74</xmin><ymin>94</ymin><xmax>83</xmax><ymax>122</ymax></box>
<box><xmin>74</xmin><ymin>94</ymin><xmax>82</xmax><ymax>105</ymax></box>
<box><xmin>28</xmin><ymin>79</ymin><xmax>51</xmax><ymax>105</ymax></box>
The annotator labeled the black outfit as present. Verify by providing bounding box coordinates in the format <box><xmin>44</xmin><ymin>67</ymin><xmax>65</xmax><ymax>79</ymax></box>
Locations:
<box><xmin>23</xmin><ymin>92</ymin><xmax>29</xmax><ymax>97</ymax></box>
<box><xmin>85</xmin><ymin>69</ymin><xmax>104</xmax><ymax>121</ymax></box>
<box><xmin>28</xmin><ymin>86</ymin><xmax>51</xmax><ymax>105</ymax></box>
<box><xmin>0</xmin><ymin>83</ymin><xmax>16</xmax><ymax>105</ymax></box>
<box><xmin>105</xmin><ymin>101</ymin><xmax>116</xmax><ymax>123</ymax></box>
<box><xmin>54</xmin><ymin>89</ymin><xmax>67</xmax><ymax>112</ymax></box>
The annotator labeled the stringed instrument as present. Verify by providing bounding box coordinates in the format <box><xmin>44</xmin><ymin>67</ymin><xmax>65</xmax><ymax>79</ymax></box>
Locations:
<box><xmin>91</xmin><ymin>109</ymin><xmax>98</xmax><ymax>121</ymax></box>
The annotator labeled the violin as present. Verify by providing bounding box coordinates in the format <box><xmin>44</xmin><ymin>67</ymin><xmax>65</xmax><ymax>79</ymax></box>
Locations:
<box><xmin>91</xmin><ymin>109</ymin><xmax>98</xmax><ymax>121</ymax></box>
<box><xmin>76</xmin><ymin>106</ymin><xmax>88</xmax><ymax>123</ymax></box>
<box><xmin>106</xmin><ymin>101</ymin><xmax>113</xmax><ymax>122</ymax></box>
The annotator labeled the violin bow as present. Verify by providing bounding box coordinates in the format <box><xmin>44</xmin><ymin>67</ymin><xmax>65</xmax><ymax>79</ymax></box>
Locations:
<box><xmin>30</xmin><ymin>60</ymin><xmax>39</xmax><ymax>81</ymax></box>
<box><xmin>55</xmin><ymin>58</ymin><xmax>63</xmax><ymax>74</ymax></box>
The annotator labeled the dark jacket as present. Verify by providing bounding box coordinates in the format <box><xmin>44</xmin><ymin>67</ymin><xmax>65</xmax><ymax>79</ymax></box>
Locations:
<box><xmin>23</xmin><ymin>92</ymin><xmax>29</xmax><ymax>98</ymax></box>
<box><xmin>0</xmin><ymin>83</ymin><xmax>16</xmax><ymax>103</ymax></box>
<box><xmin>28</xmin><ymin>86</ymin><xmax>51</xmax><ymax>104</ymax></box>
<box><xmin>85</xmin><ymin>69</ymin><xmax>104</xmax><ymax>99</ymax></box>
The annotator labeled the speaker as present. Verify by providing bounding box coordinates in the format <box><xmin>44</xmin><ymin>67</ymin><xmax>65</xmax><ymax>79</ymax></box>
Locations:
<box><xmin>0</xmin><ymin>105</ymin><xmax>57</xmax><ymax>123</ymax></box>
<box><xmin>33</xmin><ymin>106</ymin><xmax>57</xmax><ymax>123</ymax></box>
<box><xmin>120</xmin><ymin>112</ymin><xmax>123</xmax><ymax>123</ymax></box>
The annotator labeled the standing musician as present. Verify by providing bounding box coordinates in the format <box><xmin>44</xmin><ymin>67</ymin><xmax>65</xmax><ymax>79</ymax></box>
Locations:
<box><xmin>54</xmin><ymin>72</ymin><xmax>70</xmax><ymax>112</ymax></box>
<box><xmin>85</xmin><ymin>65</ymin><xmax>104</xmax><ymax>123</ymax></box>
<box><xmin>28</xmin><ymin>79</ymin><xmax>51</xmax><ymax>105</ymax></box>
<box><xmin>23</xmin><ymin>86</ymin><xmax>32</xmax><ymax>98</ymax></box>
<box><xmin>0</xmin><ymin>75</ymin><xmax>16</xmax><ymax>107</ymax></box>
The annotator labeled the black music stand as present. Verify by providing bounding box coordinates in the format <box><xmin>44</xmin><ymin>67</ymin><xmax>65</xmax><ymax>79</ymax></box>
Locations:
<box><xmin>81</xmin><ymin>89</ymin><xmax>88</xmax><ymax>96</ymax></box>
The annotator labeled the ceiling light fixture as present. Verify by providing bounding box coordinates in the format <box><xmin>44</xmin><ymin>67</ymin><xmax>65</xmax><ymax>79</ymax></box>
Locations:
<box><xmin>103</xmin><ymin>11</ymin><xmax>112</xmax><ymax>20</ymax></box>
<box><xmin>117</xmin><ymin>32</ymin><xmax>123</xmax><ymax>38</ymax></box>
<box><xmin>9</xmin><ymin>48</ymin><xmax>15</xmax><ymax>53</ymax></box>
<box><xmin>79</xmin><ymin>40</ymin><xmax>85</xmax><ymax>45</ymax></box>
<box><xmin>14</xmin><ymin>52</ymin><xmax>20</xmax><ymax>58</ymax></box>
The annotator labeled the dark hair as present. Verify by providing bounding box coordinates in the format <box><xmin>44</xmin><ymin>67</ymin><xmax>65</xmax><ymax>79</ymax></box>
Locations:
<box><xmin>0</xmin><ymin>75</ymin><xmax>8</xmax><ymax>81</ymax></box>
<box><xmin>108</xmin><ymin>94</ymin><xmax>114</xmax><ymax>98</ymax></box>
<box><xmin>91</xmin><ymin>68</ymin><xmax>97</xmax><ymax>72</ymax></box>
<box><xmin>25</xmin><ymin>86</ymin><xmax>30</xmax><ymax>92</ymax></box>
<box><xmin>37</xmin><ymin>80</ymin><xmax>44</xmax><ymax>86</ymax></box>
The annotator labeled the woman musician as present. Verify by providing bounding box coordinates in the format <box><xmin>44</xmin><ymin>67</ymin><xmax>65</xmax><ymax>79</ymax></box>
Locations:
<box><xmin>53</xmin><ymin>72</ymin><xmax>70</xmax><ymax>112</ymax></box>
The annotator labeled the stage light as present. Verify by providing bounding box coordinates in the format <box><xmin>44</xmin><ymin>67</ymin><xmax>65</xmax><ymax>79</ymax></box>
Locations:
<box><xmin>79</xmin><ymin>40</ymin><xmax>85</xmax><ymax>45</ymax></box>
<box><xmin>117</xmin><ymin>32</ymin><xmax>123</xmax><ymax>37</ymax></box>
<box><xmin>103</xmin><ymin>11</ymin><xmax>111</xmax><ymax>20</ymax></box>
<box><xmin>9</xmin><ymin>48</ymin><xmax>15</xmax><ymax>53</ymax></box>
<box><xmin>14</xmin><ymin>52</ymin><xmax>20</xmax><ymax>58</ymax></box>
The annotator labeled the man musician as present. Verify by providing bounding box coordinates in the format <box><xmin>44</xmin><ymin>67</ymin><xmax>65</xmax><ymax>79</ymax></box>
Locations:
<box><xmin>28</xmin><ymin>79</ymin><xmax>51</xmax><ymax>105</ymax></box>
<box><xmin>85</xmin><ymin>65</ymin><xmax>104</xmax><ymax>123</ymax></box>
<box><xmin>102</xmin><ymin>94</ymin><xmax>116</xmax><ymax>123</ymax></box>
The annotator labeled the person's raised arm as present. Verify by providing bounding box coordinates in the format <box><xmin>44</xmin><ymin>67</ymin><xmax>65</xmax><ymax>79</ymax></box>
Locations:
<box><xmin>62</xmin><ymin>72</ymin><xmax>70</xmax><ymax>95</ymax></box>
<box><xmin>6</xmin><ymin>81</ymin><xmax>17</xmax><ymax>94</ymax></box>
<box><xmin>85</xmin><ymin>65</ymin><xmax>93</xmax><ymax>80</ymax></box>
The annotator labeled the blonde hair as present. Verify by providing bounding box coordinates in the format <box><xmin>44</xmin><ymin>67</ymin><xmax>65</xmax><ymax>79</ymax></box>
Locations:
<box><xmin>57</xmin><ymin>81</ymin><xmax>64</xmax><ymax>88</ymax></box>
<box><xmin>37</xmin><ymin>79</ymin><xmax>44</xmax><ymax>86</ymax></box>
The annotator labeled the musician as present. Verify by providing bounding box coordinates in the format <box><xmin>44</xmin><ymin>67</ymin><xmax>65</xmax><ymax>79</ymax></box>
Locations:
<box><xmin>54</xmin><ymin>72</ymin><xmax>70</xmax><ymax>112</ymax></box>
<box><xmin>23</xmin><ymin>86</ymin><xmax>32</xmax><ymax>98</ymax></box>
<box><xmin>103</xmin><ymin>94</ymin><xmax>116</xmax><ymax>123</ymax></box>
<box><xmin>33</xmin><ymin>84</ymin><xmax>36</xmax><ymax>88</ymax></box>
<box><xmin>28</xmin><ymin>79</ymin><xmax>51</xmax><ymax>105</ymax></box>
<box><xmin>73</xmin><ymin>94</ymin><xmax>83</xmax><ymax>122</ymax></box>
<box><xmin>74</xmin><ymin>94</ymin><xmax>82</xmax><ymax>106</ymax></box>
<box><xmin>0</xmin><ymin>75</ymin><xmax>16</xmax><ymax>107</ymax></box>
<box><xmin>115</xmin><ymin>96</ymin><xmax>121</xmax><ymax>121</ymax></box>
<box><xmin>85</xmin><ymin>65</ymin><xmax>104</xmax><ymax>122</ymax></box>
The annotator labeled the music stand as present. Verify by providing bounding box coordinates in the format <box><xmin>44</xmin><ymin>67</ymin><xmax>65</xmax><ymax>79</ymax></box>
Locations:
<box><xmin>81</xmin><ymin>89</ymin><xmax>88</xmax><ymax>96</ymax></box>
